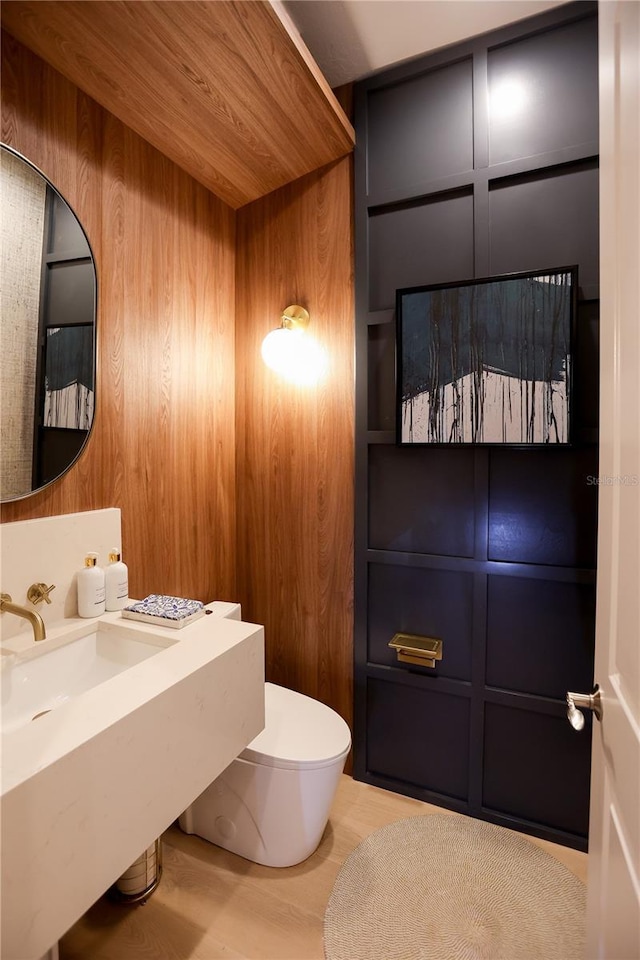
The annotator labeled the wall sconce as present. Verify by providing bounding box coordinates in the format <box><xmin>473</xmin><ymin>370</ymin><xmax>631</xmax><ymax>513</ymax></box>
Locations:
<box><xmin>261</xmin><ymin>305</ymin><xmax>327</xmax><ymax>385</ymax></box>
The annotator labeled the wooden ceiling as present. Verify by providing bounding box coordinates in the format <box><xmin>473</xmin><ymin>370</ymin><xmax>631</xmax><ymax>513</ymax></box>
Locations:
<box><xmin>1</xmin><ymin>0</ymin><xmax>355</xmax><ymax>209</ymax></box>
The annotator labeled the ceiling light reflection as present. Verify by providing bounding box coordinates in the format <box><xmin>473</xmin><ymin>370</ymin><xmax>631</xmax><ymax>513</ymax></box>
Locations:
<box><xmin>489</xmin><ymin>78</ymin><xmax>528</xmax><ymax>121</ymax></box>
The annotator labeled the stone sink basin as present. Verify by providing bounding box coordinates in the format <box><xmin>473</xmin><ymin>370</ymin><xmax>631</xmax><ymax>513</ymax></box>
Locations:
<box><xmin>1</xmin><ymin>607</ymin><xmax>264</xmax><ymax>960</ymax></box>
<box><xmin>1</xmin><ymin>621</ymin><xmax>173</xmax><ymax>734</ymax></box>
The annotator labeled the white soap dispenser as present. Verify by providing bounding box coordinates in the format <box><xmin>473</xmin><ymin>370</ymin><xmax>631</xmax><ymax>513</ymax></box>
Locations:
<box><xmin>77</xmin><ymin>552</ymin><xmax>106</xmax><ymax>618</ymax></box>
<box><xmin>105</xmin><ymin>547</ymin><xmax>129</xmax><ymax>611</ymax></box>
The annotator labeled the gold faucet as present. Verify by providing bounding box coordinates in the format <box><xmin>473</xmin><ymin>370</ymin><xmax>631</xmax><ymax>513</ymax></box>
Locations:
<box><xmin>0</xmin><ymin>593</ymin><xmax>47</xmax><ymax>641</ymax></box>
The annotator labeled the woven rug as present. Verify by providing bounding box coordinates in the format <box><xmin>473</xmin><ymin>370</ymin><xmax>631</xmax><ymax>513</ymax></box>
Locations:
<box><xmin>324</xmin><ymin>813</ymin><xmax>586</xmax><ymax>960</ymax></box>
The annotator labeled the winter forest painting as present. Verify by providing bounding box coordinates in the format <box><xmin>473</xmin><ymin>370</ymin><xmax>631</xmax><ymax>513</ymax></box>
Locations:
<box><xmin>397</xmin><ymin>269</ymin><xmax>574</xmax><ymax>445</ymax></box>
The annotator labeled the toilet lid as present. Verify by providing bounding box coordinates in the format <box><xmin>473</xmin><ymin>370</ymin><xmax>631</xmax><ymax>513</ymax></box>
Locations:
<box><xmin>240</xmin><ymin>683</ymin><xmax>352</xmax><ymax>771</ymax></box>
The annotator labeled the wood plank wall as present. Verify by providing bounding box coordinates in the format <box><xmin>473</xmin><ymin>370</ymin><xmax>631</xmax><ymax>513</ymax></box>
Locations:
<box><xmin>0</xmin><ymin>34</ymin><xmax>238</xmax><ymax>604</ymax></box>
<box><xmin>1</xmin><ymin>1</ymin><xmax>354</xmax><ymax>209</ymax></box>
<box><xmin>235</xmin><ymin>159</ymin><xmax>355</xmax><ymax>735</ymax></box>
<box><xmin>1</xmin><ymin>32</ymin><xmax>355</xmax><ymax>739</ymax></box>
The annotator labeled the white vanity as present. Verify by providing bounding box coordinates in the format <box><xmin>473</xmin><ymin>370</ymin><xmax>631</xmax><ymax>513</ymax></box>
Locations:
<box><xmin>0</xmin><ymin>509</ymin><xmax>265</xmax><ymax>960</ymax></box>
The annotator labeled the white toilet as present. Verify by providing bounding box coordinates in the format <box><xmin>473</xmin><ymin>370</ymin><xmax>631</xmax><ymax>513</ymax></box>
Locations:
<box><xmin>179</xmin><ymin>682</ymin><xmax>351</xmax><ymax>867</ymax></box>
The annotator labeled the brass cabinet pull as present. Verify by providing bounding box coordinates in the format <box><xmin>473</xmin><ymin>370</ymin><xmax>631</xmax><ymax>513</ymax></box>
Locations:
<box><xmin>388</xmin><ymin>633</ymin><xmax>443</xmax><ymax>668</ymax></box>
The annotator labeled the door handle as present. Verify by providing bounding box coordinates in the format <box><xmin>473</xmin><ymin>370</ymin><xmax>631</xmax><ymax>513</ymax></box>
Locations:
<box><xmin>566</xmin><ymin>684</ymin><xmax>603</xmax><ymax>730</ymax></box>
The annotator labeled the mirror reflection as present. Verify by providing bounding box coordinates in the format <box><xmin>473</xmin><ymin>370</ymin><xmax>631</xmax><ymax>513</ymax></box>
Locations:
<box><xmin>1</xmin><ymin>144</ymin><xmax>97</xmax><ymax>502</ymax></box>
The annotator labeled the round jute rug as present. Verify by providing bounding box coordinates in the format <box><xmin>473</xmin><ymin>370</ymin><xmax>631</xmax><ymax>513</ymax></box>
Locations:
<box><xmin>324</xmin><ymin>813</ymin><xmax>586</xmax><ymax>960</ymax></box>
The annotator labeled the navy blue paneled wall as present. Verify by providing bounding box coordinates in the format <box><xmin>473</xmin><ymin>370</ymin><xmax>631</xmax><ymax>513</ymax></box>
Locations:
<box><xmin>354</xmin><ymin>1</ymin><xmax>598</xmax><ymax>849</ymax></box>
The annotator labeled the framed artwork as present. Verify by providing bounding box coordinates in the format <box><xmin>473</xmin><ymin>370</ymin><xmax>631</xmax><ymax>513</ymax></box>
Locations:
<box><xmin>43</xmin><ymin>325</ymin><xmax>95</xmax><ymax>430</ymax></box>
<box><xmin>396</xmin><ymin>266</ymin><xmax>576</xmax><ymax>445</ymax></box>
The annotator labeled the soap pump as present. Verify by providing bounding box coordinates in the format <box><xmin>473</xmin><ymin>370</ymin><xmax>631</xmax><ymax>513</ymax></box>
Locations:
<box><xmin>77</xmin><ymin>552</ymin><xmax>106</xmax><ymax>618</ymax></box>
<box><xmin>105</xmin><ymin>547</ymin><xmax>129</xmax><ymax>611</ymax></box>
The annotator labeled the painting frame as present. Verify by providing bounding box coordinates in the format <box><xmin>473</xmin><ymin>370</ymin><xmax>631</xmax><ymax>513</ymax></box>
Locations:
<box><xmin>396</xmin><ymin>265</ymin><xmax>578</xmax><ymax>447</ymax></box>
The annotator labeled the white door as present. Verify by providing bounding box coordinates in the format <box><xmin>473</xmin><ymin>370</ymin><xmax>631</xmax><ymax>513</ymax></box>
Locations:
<box><xmin>586</xmin><ymin>3</ymin><xmax>640</xmax><ymax>957</ymax></box>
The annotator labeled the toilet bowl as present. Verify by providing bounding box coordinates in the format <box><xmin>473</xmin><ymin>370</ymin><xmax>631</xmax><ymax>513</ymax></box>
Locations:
<box><xmin>179</xmin><ymin>682</ymin><xmax>351</xmax><ymax>867</ymax></box>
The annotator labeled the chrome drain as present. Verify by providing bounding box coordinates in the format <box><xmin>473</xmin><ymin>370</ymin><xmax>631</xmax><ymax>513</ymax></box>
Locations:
<box><xmin>32</xmin><ymin>709</ymin><xmax>52</xmax><ymax>721</ymax></box>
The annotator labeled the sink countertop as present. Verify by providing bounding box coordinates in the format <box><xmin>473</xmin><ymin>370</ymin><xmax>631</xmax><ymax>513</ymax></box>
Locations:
<box><xmin>0</xmin><ymin>599</ymin><xmax>241</xmax><ymax>656</ymax></box>
<box><xmin>1</xmin><ymin>601</ymin><xmax>246</xmax><ymax>794</ymax></box>
<box><xmin>1</xmin><ymin>603</ymin><xmax>264</xmax><ymax>960</ymax></box>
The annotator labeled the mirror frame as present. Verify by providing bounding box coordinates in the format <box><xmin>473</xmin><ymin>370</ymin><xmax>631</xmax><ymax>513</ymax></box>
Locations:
<box><xmin>1</xmin><ymin>143</ymin><xmax>98</xmax><ymax>503</ymax></box>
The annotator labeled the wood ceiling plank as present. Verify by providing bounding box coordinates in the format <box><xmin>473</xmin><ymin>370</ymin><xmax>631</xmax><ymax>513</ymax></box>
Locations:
<box><xmin>1</xmin><ymin>0</ymin><xmax>355</xmax><ymax>208</ymax></box>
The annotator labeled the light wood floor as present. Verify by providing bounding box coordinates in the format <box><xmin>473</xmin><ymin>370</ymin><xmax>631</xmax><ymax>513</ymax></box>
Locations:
<box><xmin>59</xmin><ymin>775</ymin><xmax>588</xmax><ymax>960</ymax></box>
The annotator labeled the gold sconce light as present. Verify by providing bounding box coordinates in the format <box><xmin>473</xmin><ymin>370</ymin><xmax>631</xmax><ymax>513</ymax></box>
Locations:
<box><xmin>261</xmin><ymin>304</ymin><xmax>327</xmax><ymax>385</ymax></box>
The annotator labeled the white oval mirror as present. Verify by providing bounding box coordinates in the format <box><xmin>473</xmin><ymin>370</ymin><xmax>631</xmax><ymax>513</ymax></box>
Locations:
<box><xmin>1</xmin><ymin>144</ymin><xmax>97</xmax><ymax>502</ymax></box>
